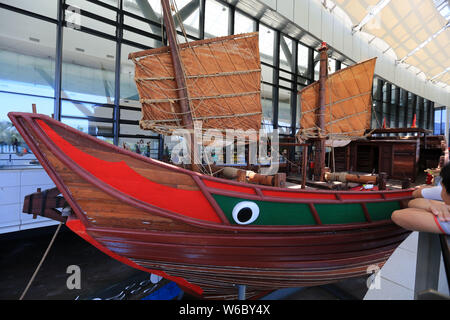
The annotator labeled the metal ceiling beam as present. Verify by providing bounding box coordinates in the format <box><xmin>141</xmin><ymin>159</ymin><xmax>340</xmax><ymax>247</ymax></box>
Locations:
<box><xmin>135</xmin><ymin>0</ymin><xmax>200</xmax><ymax>37</ymax></box>
<box><xmin>398</xmin><ymin>21</ymin><xmax>450</xmax><ymax>64</ymax></box>
<box><xmin>174</xmin><ymin>0</ymin><xmax>200</xmax><ymax>28</ymax></box>
<box><xmin>352</xmin><ymin>0</ymin><xmax>391</xmax><ymax>34</ymax></box>
<box><xmin>429</xmin><ymin>67</ymin><xmax>450</xmax><ymax>82</ymax></box>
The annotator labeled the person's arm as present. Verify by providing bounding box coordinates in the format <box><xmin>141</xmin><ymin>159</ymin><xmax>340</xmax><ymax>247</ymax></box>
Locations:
<box><xmin>412</xmin><ymin>187</ymin><xmax>424</xmax><ymax>198</ymax></box>
<box><xmin>412</xmin><ymin>185</ymin><xmax>436</xmax><ymax>198</ymax></box>
<box><xmin>408</xmin><ymin>198</ymin><xmax>450</xmax><ymax>222</ymax></box>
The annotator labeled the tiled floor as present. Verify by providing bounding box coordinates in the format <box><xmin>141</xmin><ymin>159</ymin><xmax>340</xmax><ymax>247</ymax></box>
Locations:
<box><xmin>364</xmin><ymin>231</ymin><xmax>449</xmax><ymax>300</ymax></box>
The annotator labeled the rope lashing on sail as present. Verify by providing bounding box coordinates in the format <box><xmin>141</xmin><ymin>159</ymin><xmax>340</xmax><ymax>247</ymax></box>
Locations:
<box><xmin>140</xmin><ymin>112</ymin><xmax>262</xmax><ymax>134</ymax></box>
<box><xmin>135</xmin><ymin>69</ymin><xmax>261</xmax><ymax>82</ymax></box>
<box><xmin>130</xmin><ymin>17</ymin><xmax>262</xmax><ymax>170</ymax></box>
<box><xmin>140</xmin><ymin>111</ymin><xmax>262</xmax><ymax>124</ymax></box>
<box><xmin>140</xmin><ymin>91</ymin><xmax>261</xmax><ymax>104</ymax></box>
<box><xmin>300</xmin><ymin>91</ymin><xmax>372</xmax><ymax>116</ymax></box>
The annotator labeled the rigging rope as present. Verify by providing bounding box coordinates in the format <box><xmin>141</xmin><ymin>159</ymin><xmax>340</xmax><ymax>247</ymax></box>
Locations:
<box><xmin>19</xmin><ymin>222</ymin><xmax>63</xmax><ymax>300</ymax></box>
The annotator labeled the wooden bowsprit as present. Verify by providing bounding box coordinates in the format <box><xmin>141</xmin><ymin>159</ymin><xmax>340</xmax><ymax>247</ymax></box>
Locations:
<box><xmin>23</xmin><ymin>187</ymin><xmax>69</xmax><ymax>223</ymax></box>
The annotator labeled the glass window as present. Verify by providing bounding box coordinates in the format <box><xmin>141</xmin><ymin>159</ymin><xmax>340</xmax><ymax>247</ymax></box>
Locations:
<box><xmin>0</xmin><ymin>93</ymin><xmax>53</xmax><ymax>169</ymax></box>
<box><xmin>279</xmin><ymin>70</ymin><xmax>294</xmax><ymax>89</ymax></box>
<box><xmin>278</xmin><ymin>88</ymin><xmax>292</xmax><ymax>131</ymax></box>
<box><xmin>61</xmin><ymin>117</ymin><xmax>113</xmax><ymax>137</ymax></box>
<box><xmin>123</xmin><ymin>15</ymin><xmax>163</xmax><ymax>48</ymax></box>
<box><xmin>261</xmin><ymin>65</ymin><xmax>274</xmax><ymax>84</ymax></box>
<box><xmin>66</xmin><ymin>0</ymin><xmax>117</xmax><ymax>34</ymax></box>
<box><xmin>120</xmin><ymin>44</ymin><xmax>144</xmax><ymax>103</ymax></box>
<box><xmin>328</xmin><ymin>58</ymin><xmax>336</xmax><ymax>74</ymax></box>
<box><xmin>234</xmin><ymin>11</ymin><xmax>255</xmax><ymax>34</ymax></box>
<box><xmin>372</xmin><ymin>78</ymin><xmax>378</xmax><ymax>100</ymax></box>
<box><xmin>0</xmin><ymin>10</ymin><xmax>56</xmax><ymax>98</ymax></box>
<box><xmin>423</xmin><ymin>100</ymin><xmax>429</xmax><ymax>130</ymax></box>
<box><xmin>259</xmin><ymin>24</ymin><xmax>274</xmax><ymax>65</ymax></box>
<box><xmin>390</xmin><ymin>102</ymin><xmax>396</xmax><ymax>128</ymax></box>
<box><xmin>119</xmin><ymin>107</ymin><xmax>142</xmax><ymax>121</ymax></box>
<box><xmin>119</xmin><ymin>137</ymin><xmax>159</xmax><ymax>158</ymax></box>
<box><xmin>0</xmin><ymin>0</ymin><xmax>58</xmax><ymax>19</ymax></box>
<box><xmin>205</xmin><ymin>0</ymin><xmax>229</xmax><ymax>38</ymax></box>
<box><xmin>123</xmin><ymin>0</ymin><xmax>162</xmax><ymax>23</ymax></box>
<box><xmin>391</xmin><ymin>85</ymin><xmax>396</xmax><ymax>104</ymax></box>
<box><xmin>435</xmin><ymin>108</ymin><xmax>447</xmax><ymax>135</ymax></box>
<box><xmin>0</xmin><ymin>92</ymin><xmax>54</xmax><ymax>122</ymax></box>
<box><xmin>61</xmin><ymin>27</ymin><xmax>116</xmax><ymax>104</ymax></box>
<box><xmin>399</xmin><ymin>89</ymin><xmax>405</xmax><ymax>106</ymax></box>
<box><xmin>443</xmin><ymin>109</ymin><xmax>447</xmax><ymax>135</ymax></box>
<box><xmin>406</xmin><ymin>92</ymin><xmax>414</xmax><ymax>127</ymax></box>
<box><xmin>297</xmin><ymin>43</ymin><xmax>309</xmax><ymax>78</ymax></box>
<box><xmin>120</xmin><ymin>123</ymin><xmax>158</xmax><ymax>136</ymax></box>
<box><xmin>98</xmin><ymin>0</ymin><xmax>119</xmax><ymax>7</ymax></box>
<box><xmin>279</xmin><ymin>36</ymin><xmax>293</xmax><ymax>72</ymax></box>
<box><xmin>174</xmin><ymin>0</ymin><xmax>200</xmax><ymax>38</ymax></box>
<box><xmin>382</xmin><ymin>83</ymin><xmax>388</xmax><ymax>102</ymax></box>
<box><xmin>61</xmin><ymin>100</ymin><xmax>113</xmax><ymax>119</ymax></box>
<box><xmin>67</xmin><ymin>0</ymin><xmax>116</xmax><ymax>20</ymax></box>
<box><xmin>382</xmin><ymin>102</ymin><xmax>389</xmax><ymax>125</ymax></box>
<box><xmin>434</xmin><ymin>109</ymin><xmax>441</xmax><ymax>135</ymax></box>
<box><xmin>313</xmin><ymin>51</ymin><xmax>320</xmax><ymax>81</ymax></box>
<box><xmin>261</xmin><ymin>84</ymin><xmax>273</xmax><ymax>126</ymax></box>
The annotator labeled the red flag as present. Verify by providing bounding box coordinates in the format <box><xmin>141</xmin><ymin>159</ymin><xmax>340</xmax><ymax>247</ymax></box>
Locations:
<box><xmin>382</xmin><ymin>117</ymin><xmax>386</xmax><ymax>129</ymax></box>
<box><xmin>412</xmin><ymin>114</ymin><xmax>416</xmax><ymax>128</ymax></box>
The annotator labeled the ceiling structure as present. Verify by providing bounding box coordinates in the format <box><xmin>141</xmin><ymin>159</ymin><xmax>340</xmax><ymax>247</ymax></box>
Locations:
<box><xmin>333</xmin><ymin>0</ymin><xmax>450</xmax><ymax>89</ymax></box>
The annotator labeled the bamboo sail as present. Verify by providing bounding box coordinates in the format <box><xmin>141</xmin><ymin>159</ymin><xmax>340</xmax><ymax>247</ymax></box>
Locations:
<box><xmin>298</xmin><ymin>58</ymin><xmax>376</xmax><ymax>141</ymax></box>
<box><xmin>129</xmin><ymin>33</ymin><xmax>262</xmax><ymax>135</ymax></box>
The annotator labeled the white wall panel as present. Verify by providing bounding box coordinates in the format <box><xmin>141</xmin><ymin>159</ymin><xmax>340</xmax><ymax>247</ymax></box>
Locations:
<box><xmin>384</xmin><ymin>55</ymin><xmax>396</xmax><ymax>80</ymax></box>
<box><xmin>0</xmin><ymin>168</ymin><xmax>57</xmax><ymax>234</ymax></box>
<box><xmin>277</xmin><ymin>0</ymin><xmax>293</xmax><ymax>21</ymax></box>
<box><xmin>374</xmin><ymin>53</ymin><xmax>384</xmax><ymax>79</ymax></box>
<box><xmin>332</xmin><ymin>14</ymin><xmax>344</xmax><ymax>52</ymax></box>
<box><xmin>321</xmin><ymin>7</ymin><xmax>333</xmax><ymax>45</ymax></box>
<box><xmin>293</xmin><ymin>0</ymin><xmax>309</xmax><ymax>32</ymax></box>
<box><xmin>352</xmin><ymin>35</ymin><xmax>361</xmax><ymax>62</ymax></box>
<box><xmin>260</xmin><ymin>0</ymin><xmax>276</xmax><ymax>10</ymax></box>
<box><xmin>308</xmin><ymin>0</ymin><xmax>321</xmax><ymax>38</ymax></box>
<box><xmin>342</xmin><ymin>28</ymin><xmax>353</xmax><ymax>60</ymax></box>
<box><xmin>360</xmin><ymin>38</ymin><xmax>369</xmax><ymax>61</ymax></box>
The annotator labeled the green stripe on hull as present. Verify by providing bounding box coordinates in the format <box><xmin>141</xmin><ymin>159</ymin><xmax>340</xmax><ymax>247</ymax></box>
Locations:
<box><xmin>212</xmin><ymin>194</ymin><xmax>401</xmax><ymax>226</ymax></box>
<box><xmin>213</xmin><ymin>194</ymin><xmax>316</xmax><ymax>225</ymax></box>
<box><xmin>315</xmin><ymin>203</ymin><xmax>366</xmax><ymax>224</ymax></box>
<box><xmin>367</xmin><ymin>201</ymin><xmax>401</xmax><ymax>221</ymax></box>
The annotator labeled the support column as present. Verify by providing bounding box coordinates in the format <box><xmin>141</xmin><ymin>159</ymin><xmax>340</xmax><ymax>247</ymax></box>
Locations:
<box><xmin>53</xmin><ymin>0</ymin><xmax>65</xmax><ymax>121</ymax></box>
<box><xmin>113</xmin><ymin>1</ymin><xmax>123</xmax><ymax>146</ymax></box>
<box><xmin>414</xmin><ymin>232</ymin><xmax>442</xmax><ymax>299</ymax></box>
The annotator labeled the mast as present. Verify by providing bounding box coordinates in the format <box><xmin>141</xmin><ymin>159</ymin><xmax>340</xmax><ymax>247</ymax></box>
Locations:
<box><xmin>160</xmin><ymin>0</ymin><xmax>199</xmax><ymax>172</ymax></box>
<box><xmin>313</xmin><ymin>42</ymin><xmax>328</xmax><ymax>181</ymax></box>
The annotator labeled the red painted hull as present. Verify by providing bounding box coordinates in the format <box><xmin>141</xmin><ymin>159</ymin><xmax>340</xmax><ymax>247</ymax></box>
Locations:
<box><xmin>9</xmin><ymin>112</ymin><xmax>413</xmax><ymax>299</ymax></box>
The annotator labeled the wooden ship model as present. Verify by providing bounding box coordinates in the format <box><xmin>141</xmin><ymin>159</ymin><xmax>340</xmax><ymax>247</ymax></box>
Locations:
<box><xmin>10</xmin><ymin>0</ymin><xmax>416</xmax><ymax>299</ymax></box>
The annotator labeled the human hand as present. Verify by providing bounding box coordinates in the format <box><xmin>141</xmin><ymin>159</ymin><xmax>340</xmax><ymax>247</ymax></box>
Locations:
<box><xmin>429</xmin><ymin>202</ymin><xmax>450</xmax><ymax>222</ymax></box>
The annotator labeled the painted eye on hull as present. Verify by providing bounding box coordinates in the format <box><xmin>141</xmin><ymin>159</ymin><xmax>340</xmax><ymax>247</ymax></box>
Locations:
<box><xmin>231</xmin><ymin>201</ymin><xmax>260</xmax><ymax>225</ymax></box>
